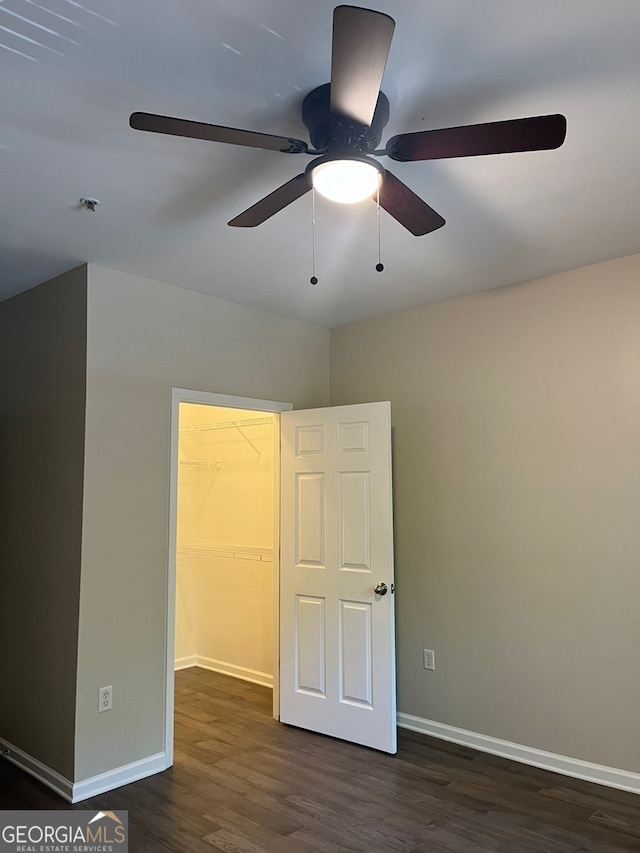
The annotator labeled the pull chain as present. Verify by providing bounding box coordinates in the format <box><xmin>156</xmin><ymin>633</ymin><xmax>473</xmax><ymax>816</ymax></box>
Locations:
<box><xmin>375</xmin><ymin>183</ymin><xmax>384</xmax><ymax>272</ymax></box>
<box><xmin>310</xmin><ymin>187</ymin><xmax>318</xmax><ymax>285</ymax></box>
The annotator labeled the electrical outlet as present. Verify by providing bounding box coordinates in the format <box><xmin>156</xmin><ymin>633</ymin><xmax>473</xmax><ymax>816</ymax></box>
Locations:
<box><xmin>423</xmin><ymin>649</ymin><xmax>436</xmax><ymax>671</ymax></box>
<box><xmin>99</xmin><ymin>685</ymin><xmax>113</xmax><ymax>713</ymax></box>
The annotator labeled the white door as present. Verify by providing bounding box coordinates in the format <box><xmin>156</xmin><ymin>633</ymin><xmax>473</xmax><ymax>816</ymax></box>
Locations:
<box><xmin>279</xmin><ymin>402</ymin><xmax>396</xmax><ymax>753</ymax></box>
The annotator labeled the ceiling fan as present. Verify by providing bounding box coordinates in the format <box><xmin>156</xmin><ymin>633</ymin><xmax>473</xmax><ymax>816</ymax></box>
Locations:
<box><xmin>130</xmin><ymin>5</ymin><xmax>566</xmax><ymax>236</ymax></box>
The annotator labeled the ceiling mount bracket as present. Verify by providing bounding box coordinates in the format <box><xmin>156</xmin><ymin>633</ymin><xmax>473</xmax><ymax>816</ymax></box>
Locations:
<box><xmin>80</xmin><ymin>197</ymin><xmax>100</xmax><ymax>212</ymax></box>
<box><xmin>301</xmin><ymin>83</ymin><xmax>390</xmax><ymax>153</ymax></box>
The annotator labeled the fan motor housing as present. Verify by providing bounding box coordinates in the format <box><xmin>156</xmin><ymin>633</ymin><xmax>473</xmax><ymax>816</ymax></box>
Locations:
<box><xmin>302</xmin><ymin>83</ymin><xmax>390</xmax><ymax>153</ymax></box>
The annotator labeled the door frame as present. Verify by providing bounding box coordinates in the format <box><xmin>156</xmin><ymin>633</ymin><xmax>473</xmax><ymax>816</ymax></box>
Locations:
<box><xmin>165</xmin><ymin>388</ymin><xmax>292</xmax><ymax>765</ymax></box>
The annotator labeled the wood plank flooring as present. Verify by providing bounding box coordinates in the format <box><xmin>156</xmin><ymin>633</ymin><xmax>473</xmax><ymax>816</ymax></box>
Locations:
<box><xmin>2</xmin><ymin>667</ymin><xmax>640</xmax><ymax>851</ymax></box>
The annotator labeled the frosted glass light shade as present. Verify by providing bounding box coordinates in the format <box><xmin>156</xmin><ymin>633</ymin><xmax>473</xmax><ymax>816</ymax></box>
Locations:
<box><xmin>311</xmin><ymin>159</ymin><xmax>381</xmax><ymax>204</ymax></box>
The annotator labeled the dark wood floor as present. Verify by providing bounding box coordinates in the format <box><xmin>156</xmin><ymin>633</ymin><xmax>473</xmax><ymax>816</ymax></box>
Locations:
<box><xmin>2</xmin><ymin>668</ymin><xmax>640</xmax><ymax>852</ymax></box>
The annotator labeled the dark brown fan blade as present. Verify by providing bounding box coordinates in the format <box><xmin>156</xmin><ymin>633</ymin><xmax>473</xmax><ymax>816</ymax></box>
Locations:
<box><xmin>130</xmin><ymin>112</ymin><xmax>308</xmax><ymax>154</ymax></box>
<box><xmin>386</xmin><ymin>114</ymin><xmax>567</xmax><ymax>162</ymax></box>
<box><xmin>377</xmin><ymin>171</ymin><xmax>445</xmax><ymax>236</ymax></box>
<box><xmin>330</xmin><ymin>6</ymin><xmax>395</xmax><ymax>126</ymax></box>
<box><xmin>228</xmin><ymin>174</ymin><xmax>311</xmax><ymax>227</ymax></box>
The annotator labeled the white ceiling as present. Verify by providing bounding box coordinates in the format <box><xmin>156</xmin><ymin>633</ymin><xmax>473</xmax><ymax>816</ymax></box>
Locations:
<box><xmin>1</xmin><ymin>0</ymin><xmax>639</xmax><ymax>328</ymax></box>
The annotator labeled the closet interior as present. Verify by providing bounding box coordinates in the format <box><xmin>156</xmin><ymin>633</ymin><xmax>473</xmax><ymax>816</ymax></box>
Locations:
<box><xmin>174</xmin><ymin>403</ymin><xmax>275</xmax><ymax>687</ymax></box>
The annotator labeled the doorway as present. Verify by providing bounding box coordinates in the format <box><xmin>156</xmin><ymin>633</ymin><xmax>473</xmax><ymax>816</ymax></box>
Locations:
<box><xmin>165</xmin><ymin>389</ymin><xmax>292</xmax><ymax>764</ymax></box>
<box><xmin>166</xmin><ymin>391</ymin><xmax>397</xmax><ymax>762</ymax></box>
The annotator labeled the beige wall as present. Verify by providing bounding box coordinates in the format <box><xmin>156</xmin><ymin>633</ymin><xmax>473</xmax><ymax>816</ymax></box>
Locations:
<box><xmin>5</xmin><ymin>254</ymin><xmax>638</xmax><ymax>787</ymax></box>
<box><xmin>0</xmin><ymin>267</ymin><xmax>87</xmax><ymax>779</ymax></box>
<box><xmin>75</xmin><ymin>266</ymin><xmax>329</xmax><ymax>781</ymax></box>
<box><xmin>330</xmin><ymin>254</ymin><xmax>640</xmax><ymax>773</ymax></box>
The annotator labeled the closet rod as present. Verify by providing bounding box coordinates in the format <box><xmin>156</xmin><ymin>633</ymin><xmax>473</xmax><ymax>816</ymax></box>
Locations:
<box><xmin>178</xmin><ymin>544</ymin><xmax>273</xmax><ymax>562</ymax></box>
<box><xmin>180</xmin><ymin>416</ymin><xmax>273</xmax><ymax>434</ymax></box>
<box><xmin>179</xmin><ymin>460</ymin><xmax>222</xmax><ymax>468</ymax></box>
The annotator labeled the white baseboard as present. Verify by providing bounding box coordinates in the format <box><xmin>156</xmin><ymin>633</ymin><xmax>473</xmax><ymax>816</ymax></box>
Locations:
<box><xmin>397</xmin><ymin>712</ymin><xmax>640</xmax><ymax>795</ymax></box>
<box><xmin>72</xmin><ymin>752</ymin><xmax>168</xmax><ymax>802</ymax></box>
<box><xmin>0</xmin><ymin>736</ymin><xmax>73</xmax><ymax>801</ymax></box>
<box><xmin>0</xmin><ymin>738</ymin><xmax>168</xmax><ymax>803</ymax></box>
<box><xmin>176</xmin><ymin>654</ymin><xmax>273</xmax><ymax>688</ymax></box>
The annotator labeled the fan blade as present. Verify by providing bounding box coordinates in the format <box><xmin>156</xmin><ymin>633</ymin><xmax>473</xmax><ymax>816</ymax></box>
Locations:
<box><xmin>130</xmin><ymin>112</ymin><xmax>308</xmax><ymax>154</ymax></box>
<box><xmin>377</xmin><ymin>171</ymin><xmax>445</xmax><ymax>236</ymax></box>
<box><xmin>330</xmin><ymin>6</ymin><xmax>395</xmax><ymax>126</ymax></box>
<box><xmin>228</xmin><ymin>174</ymin><xmax>311</xmax><ymax>227</ymax></box>
<box><xmin>386</xmin><ymin>114</ymin><xmax>567</xmax><ymax>162</ymax></box>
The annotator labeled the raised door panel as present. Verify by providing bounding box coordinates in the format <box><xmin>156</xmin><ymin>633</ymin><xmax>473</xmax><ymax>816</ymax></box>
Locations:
<box><xmin>339</xmin><ymin>471</ymin><xmax>371</xmax><ymax>572</ymax></box>
<box><xmin>295</xmin><ymin>595</ymin><xmax>326</xmax><ymax>697</ymax></box>
<box><xmin>339</xmin><ymin>600</ymin><xmax>372</xmax><ymax>707</ymax></box>
<box><xmin>295</xmin><ymin>473</ymin><xmax>326</xmax><ymax>568</ymax></box>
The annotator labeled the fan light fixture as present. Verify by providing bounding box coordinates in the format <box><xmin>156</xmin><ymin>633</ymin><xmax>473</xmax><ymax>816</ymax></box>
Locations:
<box><xmin>310</xmin><ymin>158</ymin><xmax>383</xmax><ymax>204</ymax></box>
<box><xmin>130</xmin><ymin>5</ymin><xmax>566</xmax><ymax>233</ymax></box>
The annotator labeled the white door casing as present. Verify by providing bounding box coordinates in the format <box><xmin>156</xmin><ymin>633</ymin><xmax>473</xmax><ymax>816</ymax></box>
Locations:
<box><xmin>279</xmin><ymin>402</ymin><xmax>396</xmax><ymax>753</ymax></box>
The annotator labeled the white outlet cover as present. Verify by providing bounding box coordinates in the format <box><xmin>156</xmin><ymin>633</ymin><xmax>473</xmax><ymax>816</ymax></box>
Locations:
<box><xmin>99</xmin><ymin>686</ymin><xmax>113</xmax><ymax>712</ymax></box>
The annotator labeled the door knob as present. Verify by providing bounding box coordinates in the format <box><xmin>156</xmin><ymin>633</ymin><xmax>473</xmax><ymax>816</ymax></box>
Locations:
<box><xmin>374</xmin><ymin>582</ymin><xmax>388</xmax><ymax>596</ymax></box>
